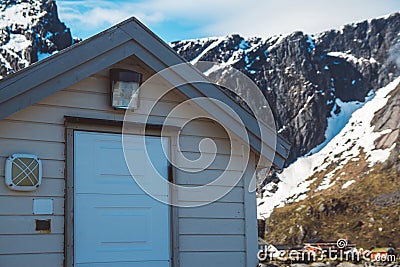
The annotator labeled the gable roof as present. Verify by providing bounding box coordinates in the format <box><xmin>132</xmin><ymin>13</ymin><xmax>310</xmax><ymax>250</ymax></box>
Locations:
<box><xmin>0</xmin><ymin>17</ymin><xmax>290</xmax><ymax>169</ymax></box>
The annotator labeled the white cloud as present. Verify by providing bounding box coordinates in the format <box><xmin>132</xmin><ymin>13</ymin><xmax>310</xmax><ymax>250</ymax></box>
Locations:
<box><xmin>167</xmin><ymin>0</ymin><xmax>400</xmax><ymax>37</ymax></box>
<box><xmin>58</xmin><ymin>1</ymin><xmax>163</xmax><ymax>28</ymax></box>
<box><xmin>57</xmin><ymin>0</ymin><xmax>400</xmax><ymax>40</ymax></box>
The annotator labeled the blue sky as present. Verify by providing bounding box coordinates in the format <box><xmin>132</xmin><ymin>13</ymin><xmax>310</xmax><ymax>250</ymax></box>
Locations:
<box><xmin>57</xmin><ymin>0</ymin><xmax>400</xmax><ymax>42</ymax></box>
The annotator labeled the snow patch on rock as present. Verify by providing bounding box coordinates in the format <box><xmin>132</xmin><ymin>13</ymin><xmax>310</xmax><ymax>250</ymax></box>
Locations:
<box><xmin>258</xmin><ymin>77</ymin><xmax>400</xmax><ymax>218</ymax></box>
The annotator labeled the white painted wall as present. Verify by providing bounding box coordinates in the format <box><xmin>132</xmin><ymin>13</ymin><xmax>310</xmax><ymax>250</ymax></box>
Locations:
<box><xmin>0</xmin><ymin>57</ymin><xmax>258</xmax><ymax>266</ymax></box>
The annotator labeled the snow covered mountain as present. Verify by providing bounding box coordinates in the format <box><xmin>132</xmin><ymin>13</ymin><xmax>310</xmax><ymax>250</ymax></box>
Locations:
<box><xmin>258</xmin><ymin>77</ymin><xmax>400</xmax><ymax>218</ymax></box>
<box><xmin>0</xmin><ymin>0</ymin><xmax>76</xmax><ymax>78</ymax></box>
<box><xmin>171</xmin><ymin>12</ymin><xmax>400</xmax><ymax>164</ymax></box>
<box><xmin>172</xmin><ymin>13</ymin><xmax>400</xmax><ymax>246</ymax></box>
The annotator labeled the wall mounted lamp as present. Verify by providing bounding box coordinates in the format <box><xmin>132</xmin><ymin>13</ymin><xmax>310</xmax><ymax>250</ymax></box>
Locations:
<box><xmin>110</xmin><ymin>68</ymin><xmax>142</xmax><ymax>110</ymax></box>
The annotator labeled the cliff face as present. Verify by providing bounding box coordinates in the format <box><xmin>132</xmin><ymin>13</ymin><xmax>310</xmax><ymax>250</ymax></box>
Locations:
<box><xmin>0</xmin><ymin>0</ymin><xmax>76</xmax><ymax>78</ymax></box>
<box><xmin>171</xmin><ymin>13</ymin><xmax>400</xmax><ymax>164</ymax></box>
<box><xmin>171</xmin><ymin>14</ymin><xmax>400</xmax><ymax>247</ymax></box>
<box><xmin>259</xmin><ymin>79</ymin><xmax>400</xmax><ymax>247</ymax></box>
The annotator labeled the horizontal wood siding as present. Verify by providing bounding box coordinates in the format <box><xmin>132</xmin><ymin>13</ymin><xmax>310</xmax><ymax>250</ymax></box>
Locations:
<box><xmin>0</xmin><ymin>56</ymin><xmax>254</xmax><ymax>266</ymax></box>
<box><xmin>0</xmin><ymin>234</ymin><xmax>63</xmax><ymax>254</ymax></box>
<box><xmin>179</xmin><ymin>252</ymin><xmax>245</xmax><ymax>267</ymax></box>
<box><xmin>0</xmin><ymin>196</ymin><xmax>64</xmax><ymax>215</ymax></box>
<box><xmin>0</xmin><ymin>253</ymin><xmax>64</xmax><ymax>267</ymax></box>
<box><xmin>179</xmin><ymin>218</ymin><xmax>244</xmax><ymax>235</ymax></box>
<box><xmin>0</xmin><ymin>59</ymin><xmax>159</xmax><ymax>266</ymax></box>
<box><xmin>179</xmin><ymin>235</ymin><xmax>245</xmax><ymax>252</ymax></box>
<box><xmin>175</xmin><ymin>117</ymin><xmax>248</xmax><ymax>266</ymax></box>
<box><xmin>0</xmin><ymin>215</ymin><xmax>64</xmax><ymax>234</ymax></box>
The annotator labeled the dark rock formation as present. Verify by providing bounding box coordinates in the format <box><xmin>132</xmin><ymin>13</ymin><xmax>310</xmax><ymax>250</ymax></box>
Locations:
<box><xmin>0</xmin><ymin>0</ymin><xmax>77</xmax><ymax>78</ymax></box>
<box><xmin>171</xmin><ymin>13</ymin><xmax>400</xmax><ymax>164</ymax></box>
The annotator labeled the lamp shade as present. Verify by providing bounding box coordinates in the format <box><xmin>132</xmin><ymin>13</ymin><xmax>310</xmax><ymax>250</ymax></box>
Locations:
<box><xmin>110</xmin><ymin>68</ymin><xmax>142</xmax><ymax>109</ymax></box>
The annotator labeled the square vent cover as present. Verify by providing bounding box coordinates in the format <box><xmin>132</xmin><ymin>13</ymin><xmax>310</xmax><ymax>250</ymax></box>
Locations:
<box><xmin>5</xmin><ymin>154</ymin><xmax>42</xmax><ymax>191</ymax></box>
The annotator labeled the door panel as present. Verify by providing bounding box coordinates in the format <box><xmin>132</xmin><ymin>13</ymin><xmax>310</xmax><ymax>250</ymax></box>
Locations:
<box><xmin>74</xmin><ymin>131</ymin><xmax>170</xmax><ymax>267</ymax></box>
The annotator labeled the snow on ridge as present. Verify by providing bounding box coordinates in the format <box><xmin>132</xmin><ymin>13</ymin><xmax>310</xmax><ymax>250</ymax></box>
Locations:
<box><xmin>190</xmin><ymin>37</ymin><xmax>225</xmax><ymax>64</ymax></box>
<box><xmin>267</xmin><ymin>33</ymin><xmax>291</xmax><ymax>51</ymax></box>
<box><xmin>0</xmin><ymin>0</ymin><xmax>53</xmax><ymax>77</ymax></box>
<box><xmin>175</xmin><ymin>36</ymin><xmax>223</xmax><ymax>44</ymax></box>
<box><xmin>0</xmin><ymin>1</ymin><xmax>43</xmax><ymax>29</ymax></box>
<box><xmin>190</xmin><ymin>35</ymin><xmax>266</xmax><ymax>74</ymax></box>
<box><xmin>3</xmin><ymin>34</ymin><xmax>30</xmax><ymax>55</ymax></box>
<box><xmin>327</xmin><ymin>51</ymin><xmax>376</xmax><ymax>65</ymax></box>
<box><xmin>178</xmin><ymin>33</ymin><xmax>289</xmax><ymax>69</ymax></box>
<box><xmin>367</xmin><ymin>11</ymin><xmax>399</xmax><ymax>23</ymax></box>
<box><xmin>309</xmin><ymin>93</ymin><xmax>374</xmax><ymax>155</ymax></box>
<box><xmin>258</xmin><ymin>77</ymin><xmax>400</xmax><ymax>219</ymax></box>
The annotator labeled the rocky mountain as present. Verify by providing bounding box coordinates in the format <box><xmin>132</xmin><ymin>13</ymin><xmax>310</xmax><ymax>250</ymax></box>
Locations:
<box><xmin>0</xmin><ymin>0</ymin><xmax>76</xmax><ymax>78</ymax></box>
<box><xmin>259</xmin><ymin>78</ymin><xmax>400</xmax><ymax>247</ymax></box>
<box><xmin>171</xmin><ymin>12</ymin><xmax>400</xmax><ymax>164</ymax></box>
<box><xmin>171</xmin><ymin>13</ymin><xmax>400</xmax><ymax>247</ymax></box>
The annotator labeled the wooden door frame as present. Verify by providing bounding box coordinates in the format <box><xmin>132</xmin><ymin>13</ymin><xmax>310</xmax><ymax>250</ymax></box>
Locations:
<box><xmin>64</xmin><ymin>116</ymin><xmax>179</xmax><ymax>267</ymax></box>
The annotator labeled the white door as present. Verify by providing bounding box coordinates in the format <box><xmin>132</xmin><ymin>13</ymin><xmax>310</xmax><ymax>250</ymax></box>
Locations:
<box><xmin>74</xmin><ymin>131</ymin><xmax>171</xmax><ymax>267</ymax></box>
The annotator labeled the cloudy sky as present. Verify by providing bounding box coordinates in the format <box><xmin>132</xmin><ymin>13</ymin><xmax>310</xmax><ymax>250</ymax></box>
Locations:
<box><xmin>57</xmin><ymin>0</ymin><xmax>400</xmax><ymax>42</ymax></box>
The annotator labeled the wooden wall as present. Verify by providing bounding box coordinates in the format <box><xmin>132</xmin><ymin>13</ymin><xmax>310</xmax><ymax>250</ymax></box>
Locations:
<box><xmin>0</xmin><ymin>56</ymin><xmax>257</xmax><ymax>266</ymax></box>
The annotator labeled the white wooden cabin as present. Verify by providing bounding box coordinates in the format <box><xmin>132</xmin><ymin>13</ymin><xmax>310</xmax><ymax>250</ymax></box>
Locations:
<box><xmin>0</xmin><ymin>18</ymin><xmax>290</xmax><ymax>267</ymax></box>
